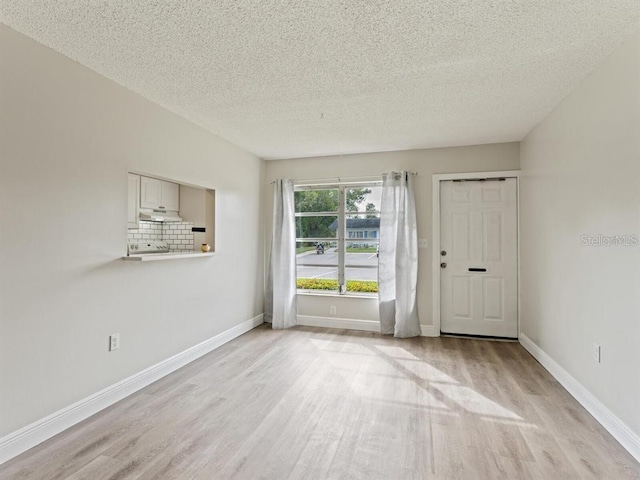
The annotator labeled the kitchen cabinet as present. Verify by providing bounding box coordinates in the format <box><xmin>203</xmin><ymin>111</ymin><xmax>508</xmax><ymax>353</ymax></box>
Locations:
<box><xmin>140</xmin><ymin>176</ymin><xmax>180</xmax><ymax>211</ymax></box>
<box><xmin>161</xmin><ymin>180</ymin><xmax>180</xmax><ymax>211</ymax></box>
<box><xmin>127</xmin><ymin>173</ymin><xmax>140</xmax><ymax>229</ymax></box>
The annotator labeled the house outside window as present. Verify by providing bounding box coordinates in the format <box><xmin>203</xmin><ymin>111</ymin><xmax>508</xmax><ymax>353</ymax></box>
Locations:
<box><xmin>295</xmin><ymin>183</ymin><xmax>381</xmax><ymax>295</ymax></box>
<box><xmin>341</xmin><ymin>218</ymin><xmax>380</xmax><ymax>245</ymax></box>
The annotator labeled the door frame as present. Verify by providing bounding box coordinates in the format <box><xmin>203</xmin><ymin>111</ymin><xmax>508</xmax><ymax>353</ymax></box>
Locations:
<box><xmin>432</xmin><ymin>170</ymin><xmax>521</xmax><ymax>338</ymax></box>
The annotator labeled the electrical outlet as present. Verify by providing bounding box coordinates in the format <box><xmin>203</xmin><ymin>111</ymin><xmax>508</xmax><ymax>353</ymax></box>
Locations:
<box><xmin>592</xmin><ymin>343</ymin><xmax>601</xmax><ymax>363</ymax></box>
<box><xmin>418</xmin><ymin>238</ymin><xmax>428</xmax><ymax>248</ymax></box>
<box><xmin>109</xmin><ymin>333</ymin><xmax>120</xmax><ymax>352</ymax></box>
<box><xmin>330</xmin><ymin>306</ymin><xmax>337</xmax><ymax>316</ymax></box>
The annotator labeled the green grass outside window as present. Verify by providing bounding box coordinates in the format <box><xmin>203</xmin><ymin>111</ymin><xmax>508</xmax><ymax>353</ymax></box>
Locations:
<box><xmin>297</xmin><ymin>278</ymin><xmax>378</xmax><ymax>293</ymax></box>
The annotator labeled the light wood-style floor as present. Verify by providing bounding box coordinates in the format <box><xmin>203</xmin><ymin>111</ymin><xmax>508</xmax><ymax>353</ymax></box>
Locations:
<box><xmin>2</xmin><ymin>325</ymin><xmax>639</xmax><ymax>480</ymax></box>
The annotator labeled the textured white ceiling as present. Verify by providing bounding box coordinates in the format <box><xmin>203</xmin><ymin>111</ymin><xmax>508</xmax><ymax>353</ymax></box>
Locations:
<box><xmin>1</xmin><ymin>2</ymin><xmax>638</xmax><ymax>159</ymax></box>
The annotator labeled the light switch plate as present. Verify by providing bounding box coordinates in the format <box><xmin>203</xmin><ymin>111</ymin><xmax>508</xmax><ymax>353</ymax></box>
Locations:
<box><xmin>418</xmin><ymin>239</ymin><xmax>428</xmax><ymax>248</ymax></box>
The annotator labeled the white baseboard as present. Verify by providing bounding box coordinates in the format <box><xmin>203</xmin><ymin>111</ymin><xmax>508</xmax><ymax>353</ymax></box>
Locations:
<box><xmin>519</xmin><ymin>334</ymin><xmax>640</xmax><ymax>463</ymax></box>
<box><xmin>0</xmin><ymin>314</ymin><xmax>264</xmax><ymax>465</ymax></box>
<box><xmin>297</xmin><ymin>315</ymin><xmax>379</xmax><ymax>332</ymax></box>
<box><xmin>297</xmin><ymin>315</ymin><xmax>439</xmax><ymax>337</ymax></box>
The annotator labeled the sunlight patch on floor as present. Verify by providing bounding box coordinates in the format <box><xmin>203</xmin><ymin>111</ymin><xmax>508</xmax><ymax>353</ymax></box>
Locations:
<box><xmin>308</xmin><ymin>339</ymin><xmax>534</xmax><ymax>427</ymax></box>
<box><xmin>373</xmin><ymin>344</ymin><xmax>421</xmax><ymax>360</ymax></box>
<box><xmin>394</xmin><ymin>358</ymin><xmax>459</xmax><ymax>384</ymax></box>
<box><xmin>431</xmin><ymin>384</ymin><xmax>523</xmax><ymax>421</ymax></box>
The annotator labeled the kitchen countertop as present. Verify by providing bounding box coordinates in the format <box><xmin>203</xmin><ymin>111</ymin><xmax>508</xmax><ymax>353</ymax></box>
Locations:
<box><xmin>122</xmin><ymin>251</ymin><xmax>215</xmax><ymax>262</ymax></box>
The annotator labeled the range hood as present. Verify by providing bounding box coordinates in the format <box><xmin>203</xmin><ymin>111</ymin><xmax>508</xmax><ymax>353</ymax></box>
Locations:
<box><xmin>139</xmin><ymin>210</ymin><xmax>182</xmax><ymax>222</ymax></box>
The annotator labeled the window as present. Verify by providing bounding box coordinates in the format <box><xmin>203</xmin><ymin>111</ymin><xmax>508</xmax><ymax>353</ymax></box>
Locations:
<box><xmin>295</xmin><ymin>183</ymin><xmax>381</xmax><ymax>295</ymax></box>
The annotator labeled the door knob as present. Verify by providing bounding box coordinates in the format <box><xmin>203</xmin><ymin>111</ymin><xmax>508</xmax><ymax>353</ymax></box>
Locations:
<box><xmin>441</xmin><ymin>250</ymin><xmax>447</xmax><ymax>256</ymax></box>
<box><xmin>440</xmin><ymin>262</ymin><xmax>447</xmax><ymax>269</ymax></box>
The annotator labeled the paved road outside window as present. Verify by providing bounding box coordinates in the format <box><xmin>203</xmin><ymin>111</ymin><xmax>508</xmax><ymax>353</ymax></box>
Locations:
<box><xmin>296</xmin><ymin>250</ymin><xmax>378</xmax><ymax>281</ymax></box>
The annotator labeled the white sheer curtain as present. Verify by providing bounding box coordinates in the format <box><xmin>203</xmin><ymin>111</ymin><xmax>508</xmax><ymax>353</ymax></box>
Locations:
<box><xmin>378</xmin><ymin>171</ymin><xmax>421</xmax><ymax>338</ymax></box>
<box><xmin>264</xmin><ymin>179</ymin><xmax>297</xmax><ymax>329</ymax></box>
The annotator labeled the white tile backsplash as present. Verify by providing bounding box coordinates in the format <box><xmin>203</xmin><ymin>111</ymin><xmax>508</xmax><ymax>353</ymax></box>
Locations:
<box><xmin>128</xmin><ymin>221</ymin><xmax>195</xmax><ymax>252</ymax></box>
<box><xmin>164</xmin><ymin>221</ymin><xmax>193</xmax><ymax>252</ymax></box>
<box><xmin>128</xmin><ymin>222</ymin><xmax>163</xmax><ymax>243</ymax></box>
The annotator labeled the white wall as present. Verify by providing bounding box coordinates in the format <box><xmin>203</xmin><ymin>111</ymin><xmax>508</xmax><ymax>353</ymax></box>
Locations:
<box><xmin>0</xmin><ymin>25</ymin><xmax>264</xmax><ymax>436</ymax></box>
<box><xmin>179</xmin><ymin>185</ymin><xmax>213</xmax><ymax>248</ymax></box>
<box><xmin>520</xmin><ymin>30</ymin><xmax>640</xmax><ymax>436</ymax></box>
<box><xmin>265</xmin><ymin>144</ymin><xmax>520</xmax><ymax>329</ymax></box>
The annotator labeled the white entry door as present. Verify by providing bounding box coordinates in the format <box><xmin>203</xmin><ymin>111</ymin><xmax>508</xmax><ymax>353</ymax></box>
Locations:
<box><xmin>440</xmin><ymin>178</ymin><xmax>518</xmax><ymax>338</ymax></box>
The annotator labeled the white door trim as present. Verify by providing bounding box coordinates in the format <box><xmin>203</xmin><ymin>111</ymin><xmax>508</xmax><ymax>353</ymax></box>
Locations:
<box><xmin>432</xmin><ymin>170</ymin><xmax>521</xmax><ymax>337</ymax></box>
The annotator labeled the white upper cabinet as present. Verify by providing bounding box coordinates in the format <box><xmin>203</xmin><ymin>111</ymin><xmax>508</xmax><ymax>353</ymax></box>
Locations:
<box><xmin>140</xmin><ymin>176</ymin><xmax>179</xmax><ymax>210</ymax></box>
<box><xmin>127</xmin><ymin>173</ymin><xmax>140</xmax><ymax>229</ymax></box>
<box><xmin>161</xmin><ymin>180</ymin><xmax>180</xmax><ymax>211</ymax></box>
<box><xmin>140</xmin><ymin>176</ymin><xmax>161</xmax><ymax>209</ymax></box>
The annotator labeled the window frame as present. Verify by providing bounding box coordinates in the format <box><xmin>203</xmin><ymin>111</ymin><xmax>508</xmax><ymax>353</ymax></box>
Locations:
<box><xmin>295</xmin><ymin>181</ymin><xmax>381</xmax><ymax>296</ymax></box>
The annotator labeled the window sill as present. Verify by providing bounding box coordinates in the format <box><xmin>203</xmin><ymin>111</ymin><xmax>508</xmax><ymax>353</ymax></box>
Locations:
<box><xmin>297</xmin><ymin>291</ymin><xmax>378</xmax><ymax>300</ymax></box>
